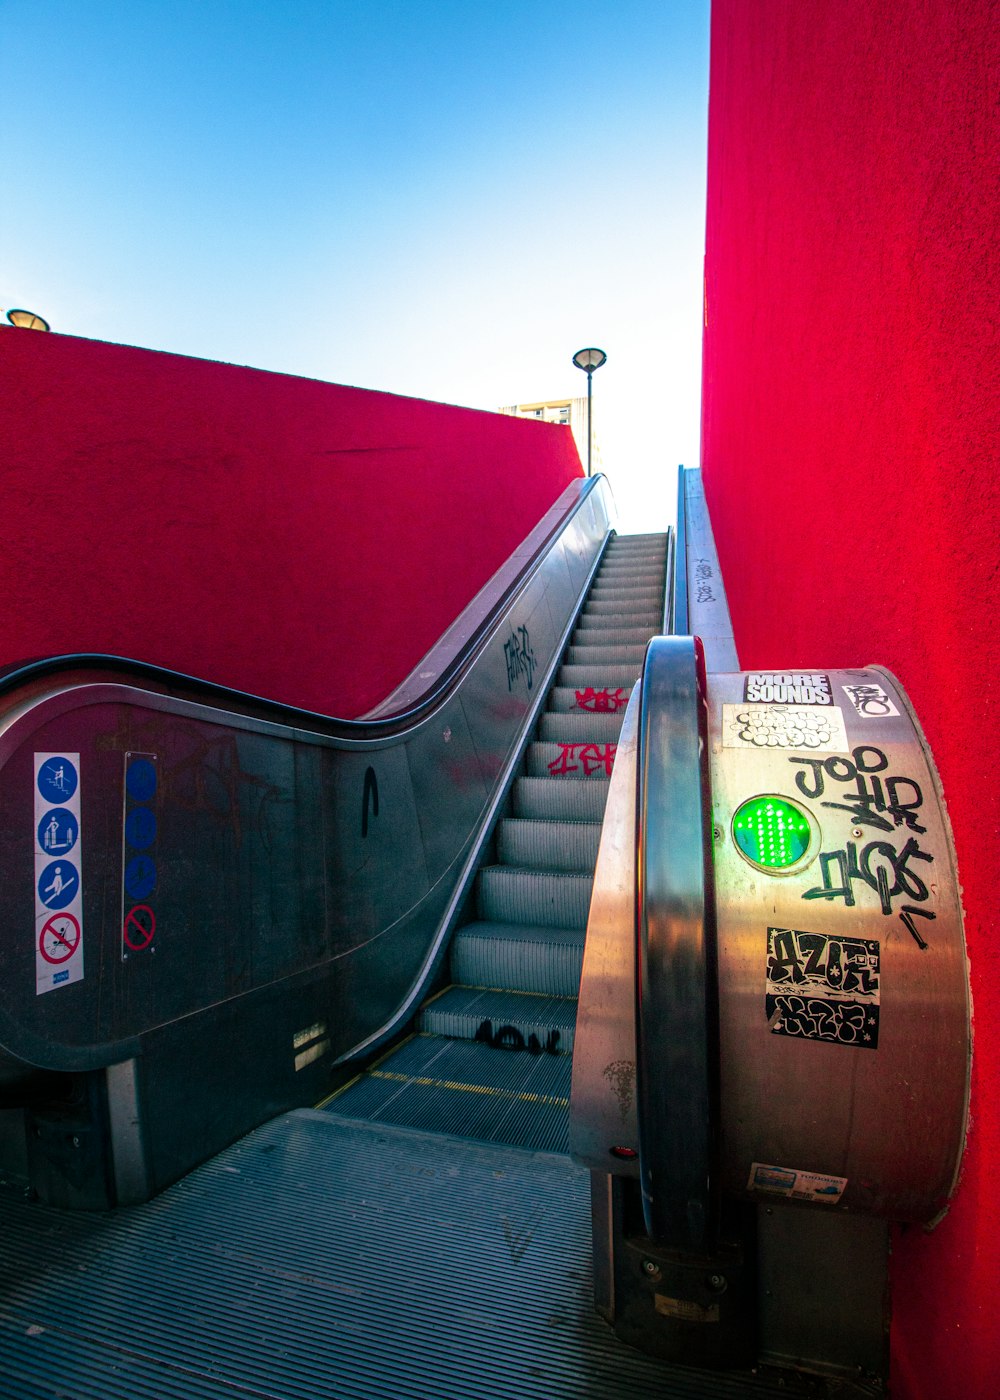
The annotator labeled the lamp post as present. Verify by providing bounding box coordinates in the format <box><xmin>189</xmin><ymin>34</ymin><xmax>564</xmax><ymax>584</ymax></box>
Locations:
<box><xmin>572</xmin><ymin>347</ymin><xmax>607</xmax><ymax>477</ymax></box>
<box><xmin>5</xmin><ymin>309</ymin><xmax>50</xmax><ymax>331</ymax></box>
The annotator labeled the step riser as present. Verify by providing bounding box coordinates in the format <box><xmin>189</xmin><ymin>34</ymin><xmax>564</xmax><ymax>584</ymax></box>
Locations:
<box><xmin>512</xmin><ymin>777</ymin><xmax>610</xmax><ymax>820</ymax></box>
<box><xmin>497</xmin><ymin>817</ymin><xmax>601</xmax><ymax>871</ymax></box>
<box><xmin>478</xmin><ymin>868</ymin><xmax>594</xmax><ymax>929</ymax></box>
<box><xmin>452</xmin><ymin>930</ymin><xmax>585</xmax><ymax>997</ymax></box>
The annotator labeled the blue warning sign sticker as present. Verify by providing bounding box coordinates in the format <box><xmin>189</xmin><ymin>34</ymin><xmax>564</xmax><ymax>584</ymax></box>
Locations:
<box><xmin>34</xmin><ymin>752</ymin><xmax>84</xmax><ymax>995</ymax></box>
<box><xmin>125</xmin><ymin>806</ymin><xmax>157</xmax><ymax>851</ymax></box>
<box><xmin>37</xmin><ymin>756</ymin><xmax>78</xmax><ymax>804</ymax></box>
<box><xmin>37</xmin><ymin>807</ymin><xmax>79</xmax><ymax>856</ymax></box>
<box><xmin>126</xmin><ymin>757</ymin><xmax>157</xmax><ymax>802</ymax></box>
<box><xmin>124</xmin><ymin>854</ymin><xmax>157</xmax><ymax>901</ymax></box>
<box><xmin>37</xmin><ymin>859</ymin><xmax>80</xmax><ymax>910</ymax></box>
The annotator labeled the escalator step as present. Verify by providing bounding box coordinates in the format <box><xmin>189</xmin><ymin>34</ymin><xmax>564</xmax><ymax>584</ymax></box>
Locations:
<box><xmin>418</xmin><ymin>985</ymin><xmax>577</xmax><ymax>1054</ymax></box>
<box><xmin>537</xmin><ymin>710</ymin><xmax>625</xmax><ymax>744</ymax></box>
<box><xmin>546</xmin><ymin>684</ymin><xmax>633</xmax><ymax>714</ymax></box>
<box><xmin>497</xmin><ymin>816</ymin><xmax>601</xmax><ymax>871</ymax></box>
<box><xmin>558</xmin><ymin>663</ymin><xmax>645</xmax><ymax>687</ymax></box>
<box><xmin>565</xmin><ymin>644</ymin><xmax>647</xmax><ymax>665</ymax></box>
<box><xmin>452</xmin><ymin>921</ymin><xmax>585</xmax><ymax>995</ymax></box>
<box><xmin>526</xmin><ymin>740</ymin><xmax>619</xmax><ymax>779</ymax></box>
<box><xmin>512</xmin><ymin>776</ymin><xmax>611</xmax><ymax>820</ymax></box>
<box><xmin>571</xmin><ymin>626</ymin><xmax>653</xmax><ymax>647</ymax></box>
<box><xmin>477</xmin><ymin>867</ymin><xmax>593</xmax><ymax>928</ymax></box>
<box><xmin>575</xmin><ymin>612</ymin><xmax>661</xmax><ymax>631</ymax></box>
<box><xmin>579</xmin><ymin>598</ymin><xmax>662</xmax><ymax>617</ymax></box>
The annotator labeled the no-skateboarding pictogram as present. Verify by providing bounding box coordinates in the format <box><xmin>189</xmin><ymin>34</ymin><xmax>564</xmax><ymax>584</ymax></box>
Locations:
<box><xmin>123</xmin><ymin>904</ymin><xmax>156</xmax><ymax>952</ymax></box>
<box><xmin>39</xmin><ymin>912</ymin><xmax>82</xmax><ymax>965</ymax></box>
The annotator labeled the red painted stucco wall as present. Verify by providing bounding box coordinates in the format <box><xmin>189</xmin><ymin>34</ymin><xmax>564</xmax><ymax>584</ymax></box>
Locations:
<box><xmin>0</xmin><ymin>331</ymin><xmax>581</xmax><ymax>716</ymax></box>
<box><xmin>702</xmin><ymin>3</ymin><xmax>999</xmax><ymax>1394</ymax></box>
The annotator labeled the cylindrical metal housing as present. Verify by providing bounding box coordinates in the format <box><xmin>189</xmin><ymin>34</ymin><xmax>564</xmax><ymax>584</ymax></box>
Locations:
<box><xmin>708</xmin><ymin>666</ymin><xmax>970</xmax><ymax>1222</ymax></box>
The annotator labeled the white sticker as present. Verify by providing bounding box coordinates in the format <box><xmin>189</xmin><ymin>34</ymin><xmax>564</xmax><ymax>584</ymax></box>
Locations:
<box><xmin>841</xmin><ymin>683</ymin><xmax>900</xmax><ymax>718</ymax></box>
<box><xmin>723</xmin><ymin>704</ymin><xmax>849</xmax><ymax>752</ymax></box>
<box><xmin>34</xmin><ymin>753</ymin><xmax>84</xmax><ymax>995</ymax></box>
<box><xmin>747</xmin><ymin>1162</ymin><xmax>847</xmax><ymax>1205</ymax></box>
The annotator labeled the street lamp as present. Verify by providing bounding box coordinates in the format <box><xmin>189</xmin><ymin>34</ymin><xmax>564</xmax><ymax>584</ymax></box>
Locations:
<box><xmin>572</xmin><ymin>347</ymin><xmax>607</xmax><ymax>477</ymax></box>
<box><xmin>5</xmin><ymin>309</ymin><xmax>50</xmax><ymax>331</ymax></box>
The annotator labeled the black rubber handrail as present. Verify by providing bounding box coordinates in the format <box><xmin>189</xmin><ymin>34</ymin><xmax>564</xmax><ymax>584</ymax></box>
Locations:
<box><xmin>0</xmin><ymin>475</ymin><xmax>609</xmax><ymax>744</ymax></box>
<box><xmin>635</xmin><ymin>634</ymin><xmax>719</xmax><ymax>1250</ymax></box>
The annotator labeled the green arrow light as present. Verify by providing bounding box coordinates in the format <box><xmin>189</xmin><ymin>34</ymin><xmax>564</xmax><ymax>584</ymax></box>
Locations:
<box><xmin>732</xmin><ymin>795</ymin><xmax>814</xmax><ymax>871</ymax></box>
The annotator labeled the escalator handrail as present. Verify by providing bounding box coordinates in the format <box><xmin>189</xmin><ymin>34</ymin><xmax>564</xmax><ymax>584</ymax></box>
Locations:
<box><xmin>635</xmin><ymin>634</ymin><xmax>719</xmax><ymax>1250</ymax></box>
<box><xmin>0</xmin><ymin>475</ymin><xmax>611</xmax><ymax>743</ymax></box>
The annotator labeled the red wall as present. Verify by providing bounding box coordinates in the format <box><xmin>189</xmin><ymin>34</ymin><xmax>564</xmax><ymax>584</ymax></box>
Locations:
<box><xmin>0</xmin><ymin>331</ymin><xmax>581</xmax><ymax>716</ymax></box>
<box><xmin>703</xmin><ymin>3</ymin><xmax>999</xmax><ymax>1394</ymax></box>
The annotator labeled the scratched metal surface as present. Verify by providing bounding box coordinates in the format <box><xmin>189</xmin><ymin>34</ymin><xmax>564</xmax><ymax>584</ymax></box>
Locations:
<box><xmin>0</xmin><ymin>1110</ymin><xmax>792</xmax><ymax>1400</ymax></box>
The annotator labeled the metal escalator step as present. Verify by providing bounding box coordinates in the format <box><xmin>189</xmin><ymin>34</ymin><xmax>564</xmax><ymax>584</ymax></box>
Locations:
<box><xmin>557</xmin><ymin>663</ymin><xmax>644</xmax><ymax>687</ymax></box>
<box><xmin>477</xmin><ymin>866</ymin><xmax>593</xmax><ymax>928</ymax></box>
<box><xmin>585</xmin><ymin>582</ymin><xmax>661</xmax><ymax>599</ymax></box>
<box><xmin>452</xmin><ymin>921</ymin><xmax>585</xmax><ymax>995</ymax></box>
<box><xmin>538</xmin><ymin>710</ymin><xmax>625</xmax><ymax>744</ymax></box>
<box><xmin>418</xmin><ymin>985</ymin><xmax>578</xmax><ymax>1054</ymax></box>
<box><xmin>512</xmin><ymin>776</ymin><xmax>610</xmax><ymax>820</ymax></box>
<box><xmin>497</xmin><ymin>816</ymin><xmax>601</xmax><ymax>871</ymax></box>
<box><xmin>546</xmin><ymin>685</ymin><xmax>634</xmax><ymax>713</ymax></box>
<box><xmin>581</xmin><ymin>598</ymin><xmax>663</xmax><ymax>616</ymax></box>
<box><xmin>593</xmin><ymin>564</ymin><xmax>665</xmax><ymax>579</ymax></box>
<box><xmin>330</xmin><ymin>1036</ymin><xmax>572</xmax><ymax>1152</ymax></box>
<box><xmin>575</xmin><ymin>611</ymin><xmax>661</xmax><ymax>630</ymax></box>
<box><xmin>526</xmin><ymin>740</ymin><xmax>620</xmax><ymax>779</ymax></box>
<box><xmin>565</xmin><ymin>644</ymin><xmax>647</xmax><ymax>665</ymax></box>
<box><xmin>571</xmin><ymin>626</ymin><xmax>653</xmax><ymax>647</ymax></box>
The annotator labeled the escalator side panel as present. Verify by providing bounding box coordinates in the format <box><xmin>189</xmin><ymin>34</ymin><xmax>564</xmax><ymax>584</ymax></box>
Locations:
<box><xmin>0</xmin><ymin>481</ymin><xmax>616</xmax><ymax>1203</ymax></box>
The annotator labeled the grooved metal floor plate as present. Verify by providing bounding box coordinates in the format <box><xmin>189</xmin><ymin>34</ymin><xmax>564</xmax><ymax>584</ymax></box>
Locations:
<box><xmin>0</xmin><ymin>1111</ymin><xmax>789</xmax><ymax>1400</ymax></box>
<box><xmin>329</xmin><ymin>1035</ymin><xmax>572</xmax><ymax>1152</ymax></box>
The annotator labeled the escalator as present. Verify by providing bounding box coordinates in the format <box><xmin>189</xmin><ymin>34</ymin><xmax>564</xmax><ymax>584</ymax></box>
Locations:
<box><xmin>328</xmin><ymin>533</ymin><xmax>669</xmax><ymax>1152</ymax></box>
<box><xmin>1</xmin><ymin>468</ymin><xmax>965</xmax><ymax>1396</ymax></box>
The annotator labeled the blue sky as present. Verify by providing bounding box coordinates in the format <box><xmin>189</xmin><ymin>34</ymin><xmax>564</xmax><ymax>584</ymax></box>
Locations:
<box><xmin>1</xmin><ymin>1</ymin><xmax>710</xmax><ymax>529</ymax></box>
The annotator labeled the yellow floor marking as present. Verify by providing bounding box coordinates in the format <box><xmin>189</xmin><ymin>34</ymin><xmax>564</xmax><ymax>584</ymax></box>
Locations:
<box><xmin>370</xmin><ymin>1069</ymin><xmax>568</xmax><ymax>1109</ymax></box>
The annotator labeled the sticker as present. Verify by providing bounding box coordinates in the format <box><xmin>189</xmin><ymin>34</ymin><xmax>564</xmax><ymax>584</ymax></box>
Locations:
<box><xmin>744</xmin><ymin>673</ymin><xmax>832</xmax><ymax>705</ymax></box>
<box><xmin>122</xmin><ymin>753</ymin><xmax>159</xmax><ymax>958</ymax></box>
<box><xmin>35</xmin><ymin>753</ymin><xmax>84</xmax><ymax>994</ymax></box>
<box><xmin>748</xmin><ymin>1162</ymin><xmax>847</xmax><ymax>1205</ymax></box>
<box><xmin>842</xmin><ymin>684</ymin><xmax>899</xmax><ymax>718</ymax></box>
<box><xmin>123</xmin><ymin>904</ymin><xmax>156</xmax><ymax>952</ymax></box>
<box><xmin>655</xmin><ymin>1295</ymin><xmax>720</xmax><ymax>1324</ymax></box>
<box><xmin>39</xmin><ymin>913</ymin><xmax>82</xmax><ymax>964</ymax></box>
<box><xmin>766</xmin><ymin>927</ymin><xmax>880</xmax><ymax>1049</ymax></box>
<box><xmin>37</xmin><ymin>807</ymin><xmax>79</xmax><ymax>855</ymax></box>
<box><xmin>723</xmin><ymin>704</ymin><xmax>848</xmax><ymax>752</ymax></box>
<box><xmin>124</xmin><ymin>854</ymin><xmax>157</xmax><ymax>901</ymax></box>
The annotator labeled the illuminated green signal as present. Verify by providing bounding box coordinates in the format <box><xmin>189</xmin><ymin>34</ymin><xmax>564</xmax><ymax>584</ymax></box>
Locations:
<box><xmin>732</xmin><ymin>796</ymin><xmax>813</xmax><ymax>871</ymax></box>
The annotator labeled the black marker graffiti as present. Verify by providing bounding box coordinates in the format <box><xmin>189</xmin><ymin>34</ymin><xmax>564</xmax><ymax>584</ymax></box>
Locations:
<box><xmin>789</xmin><ymin>745</ymin><xmax>925</xmax><ymax>834</ymax></box>
<box><xmin>803</xmin><ymin>837</ymin><xmax>934</xmax><ymax>916</ymax></box>
<box><xmin>504</xmin><ymin>625</ymin><xmax>538</xmax><ymax>693</ymax></box>
<box><xmin>694</xmin><ymin>558</ymin><xmax>716</xmax><ymax>604</ymax></box>
<box><xmin>475</xmin><ymin>1020</ymin><xmax>561</xmax><ymax>1055</ymax></box>
<box><xmin>361</xmin><ymin>765</ymin><xmax>379</xmax><ymax>838</ymax></box>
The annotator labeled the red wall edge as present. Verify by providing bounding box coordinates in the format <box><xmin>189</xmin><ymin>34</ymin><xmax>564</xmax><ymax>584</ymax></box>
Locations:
<box><xmin>0</xmin><ymin>332</ymin><xmax>581</xmax><ymax>716</ymax></box>
<box><xmin>702</xmin><ymin>2</ymin><xmax>999</xmax><ymax>1394</ymax></box>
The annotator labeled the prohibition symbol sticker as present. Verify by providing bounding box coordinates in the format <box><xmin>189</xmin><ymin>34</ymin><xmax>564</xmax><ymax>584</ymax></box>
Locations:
<box><xmin>123</xmin><ymin>904</ymin><xmax>156</xmax><ymax>952</ymax></box>
<box><xmin>39</xmin><ymin>913</ymin><xmax>82</xmax><ymax>964</ymax></box>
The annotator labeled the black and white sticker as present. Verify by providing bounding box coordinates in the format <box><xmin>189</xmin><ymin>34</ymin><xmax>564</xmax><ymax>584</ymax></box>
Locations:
<box><xmin>744</xmin><ymin>673</ymin><xmax>832</xmax><ymax>705</ymax></box>
<box><xmin>766</xmin><ymin>926</ymin><xmax>880</xmax><ymax>1049</ymax></box>
<box><xmin>842</xmin><ymin>683</ymin><xmax>900</xmax><ymax>718</ymax></box>
<box><xmin>723</xmin><ymin>703</ymin><xmax>848</xmax><ymax>752</ymax></box>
